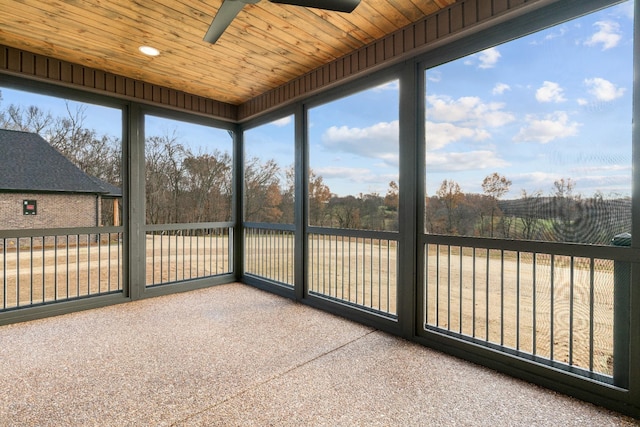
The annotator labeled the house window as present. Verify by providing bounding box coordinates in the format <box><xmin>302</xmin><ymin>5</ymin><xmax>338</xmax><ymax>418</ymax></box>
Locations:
<box><xmin>23</xmin><ymin>200</ymin><xmax>37</xmax><ymax>215</ymax></box>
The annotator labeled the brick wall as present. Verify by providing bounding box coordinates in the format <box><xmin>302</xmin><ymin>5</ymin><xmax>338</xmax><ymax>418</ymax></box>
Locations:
<box><xmin>0</xmin><ymin>192</ymin><xmax>99</xmax><ymax>230</ymax></box>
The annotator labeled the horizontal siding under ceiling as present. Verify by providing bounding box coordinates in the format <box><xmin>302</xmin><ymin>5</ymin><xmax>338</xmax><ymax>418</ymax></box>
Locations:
<box><xmin>0</xmin><ymin>46</ymin><xmax>238</xmax><ymax>122</ymax></box>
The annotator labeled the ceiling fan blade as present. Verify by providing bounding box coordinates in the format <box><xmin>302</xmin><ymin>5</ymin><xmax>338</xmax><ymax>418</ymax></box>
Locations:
<box><xmin>269</xmin><ymin>0</ymin><xmax>360</xmax><ymax>13</ymax></box>
<box><xmin>204</xmin><ymin>0</ymin><xmax>258</xmax><ymax>44</ymax></box>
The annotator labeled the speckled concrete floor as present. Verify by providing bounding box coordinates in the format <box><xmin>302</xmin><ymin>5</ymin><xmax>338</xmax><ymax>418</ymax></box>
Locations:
<box><xmin>0</xmin><ymin>283</ymin><xmax>637</xmax><ymax>426</ymax></box>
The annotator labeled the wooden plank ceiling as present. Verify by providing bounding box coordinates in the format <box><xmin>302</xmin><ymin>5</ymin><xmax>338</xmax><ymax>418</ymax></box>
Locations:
<box><xmin>0</xmin><ymin>0</ymin><xmax>456</xmax><ymax>105</ymax></box>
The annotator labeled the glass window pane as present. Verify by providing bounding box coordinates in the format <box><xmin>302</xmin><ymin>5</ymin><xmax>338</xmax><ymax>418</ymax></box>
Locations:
<box><xmin>308</xmin><ymin>80</ymin><xmax>400</xmax><ymax>231</ymax></box>
<box><xmin>144</xmin><ymin>115</ymin><xmax>233</xmax><ymax>224</ymax></box>
<box><xmin>424</xmin><ymin>1</ymin><xmax>633</xmax><ymax>244</ymax></box>
<box><xmin>0</xmin><ymin>87</ymin><xmax>123</xmax><ymax>228</ymax></box>
<box><xmin>0</xmin><ymin>87</ymin><xmax>124</xmax><ymax>307</ymax></box>
<box><xmin>244</xmin><ymin>115</ymin><xmax>294</xmax><ymax>223</ymax></box>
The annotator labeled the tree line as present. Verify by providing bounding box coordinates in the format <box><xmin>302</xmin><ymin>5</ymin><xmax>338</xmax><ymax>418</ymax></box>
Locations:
<box><xmin>1</xmin><ymin>93</ymin><xmax>630</xmax><ymax>243</ymax></box>
<box><xmin>0</xmin><ymin>93</ymin><xmax>400</xmax><ymax>229</ymax></box>
<box><xmin>426</xmin><ymin>173</ymin><xmax>631</xmax><ymax>244</ymax></box>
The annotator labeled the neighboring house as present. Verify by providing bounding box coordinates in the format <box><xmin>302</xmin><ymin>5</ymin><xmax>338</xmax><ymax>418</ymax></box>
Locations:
<box><xmin>0</xmin><ymin>129</ymin><xmax>121</xmax><ymax>230</ymax></box>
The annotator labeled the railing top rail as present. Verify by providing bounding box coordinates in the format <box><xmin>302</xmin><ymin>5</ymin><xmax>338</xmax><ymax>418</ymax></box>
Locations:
<box><xmin>421</xmin><ymin>233</ymin><xmax>636</xmax><ymax>262</ymax></box>
<box><xmin>309</xmin><ymin>226</ymin><xmax>398</xmax><ymax>240</ymax></box>
<box><xmin>144</xmin><ymin>222</ymin><xmax>234</xmax><ymax>232</ymax></box>
<box><xmin>0</xmin><ymin>226</ymin><xmax>123</xmax><ymax>238</ymax></box>
<box><xmin>244</xmin><ymin>222</ymin><xmax>295</xmax><ymax>231</ymax></box>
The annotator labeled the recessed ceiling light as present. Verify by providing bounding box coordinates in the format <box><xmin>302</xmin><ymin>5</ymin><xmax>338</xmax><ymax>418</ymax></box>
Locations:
<box><xmin>139</xmin><ymin>46</ymin><xmax>160</xmax><ymax>57</ymax></box>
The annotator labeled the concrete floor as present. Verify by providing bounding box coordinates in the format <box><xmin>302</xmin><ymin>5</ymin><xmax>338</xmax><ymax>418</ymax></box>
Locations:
<box><xmin>0</xmin><ymin>283</ymin><xmax>637</xmax><ymax>426</ymax></box>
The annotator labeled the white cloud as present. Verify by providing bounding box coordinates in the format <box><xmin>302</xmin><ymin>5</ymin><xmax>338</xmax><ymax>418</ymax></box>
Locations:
<box><xmin>315</xmin><ymin>166</ymin><xmax>399</xmax><ymax>195</ymax></box>
<box><xmin>511</xmin><ymin>171</ymin><xmax>562</xmax><ymax>193</ymax></box>
<box><xmin>513</xmin><ymin>111</ymin><xmax>581</xmax><ymax>144</ymax></box>
<box><xmin>577</xmin><ymin>98</ymin><xmax>588</xmax><ymax>106</ymax></box>
<box><xmin>426</xmin><ymin>95</ymin><xmax>515</xmax><ymax>129</ymax></box>
<box><xmin>577</xmin><ymin>164</ymin><xmax>630</xmax><ymax>173</ymax></box>
<box><xmin>511</xmin><ymin>170</ymin><xmax>630</xmax><ymax>197</ymax></box>
<box><xmin>515</xmin><ymin>171</ymin><xmax>560</xmax><ymax>185</ymax></box>
<box><xmin>425</xmin><ymin>95</ymin><xmax>515</xmax><ymax>150</ymax></box>
<box><xmin>579</xmin><ymin>174</ymin><xmax>631</xmax><ymax>186</ymax></box>
<box><xmin>529</xmin><ymin>26</ymin><xmax>568</xmax><ymax>45</ymax></box>
<box><xmin>321</xmin><ymin>121</ymin><xmax>399</xmax><ymax>166</ymax></box>
<box><xmin>373</xmin><ymin>81</ymin><xmax>400</xmax><ymax>92</ymax></box>
<box><xmin>425</xmin><ymin>121</ymin><xmax>490</xmax><ymax>150</ymax></box>
<box><xmin>464</xmin><ymin>48</ymin><xmax>501</xmax><ymax>69</ymax></box>
<box><xmin>543</xmin><ymin>27</ymin><xmax>568</xmax><ymax>42</ymax></box>
<box><xmin>427</xmin><ymin>70</ymin><xmax>442</xmax><ymax>83</ymax></box>
<box><xmin>492</xmin><ymin>83</ymin><xmax>511</xmax><ymax>95</ymax></box>
<box><xmin>271</xmin><ymin>116</ymin><xmax>292</xmax><ymax>127</ymax></box>
<box><xmin>535</xmin><ymin>81</ymin><xmax>566</xmax><ymax>103</ymax></box>
<box><xmin>478</xmin><ymin>47</ymin><xmax>501</xmax><ymax>69</ymax></box>
<box><xmin>315</xmin><ymin>166</ymin><xmax>376</xmax><ymax>183</ymax></box>
<box><xmin>584</xmin><ymin>20</ymin><xmax>622</xmax><ymax>50</ymax></box>
<box><xmin>616</xmin><ymin>2</ymin><xmax>634</xmax><ymax>20</ymax></box>
<box><xmin>426</xmin><ymin>150</ymin><xmax>509</xmax><ymax>172</ymax></box>
<box><xmin>584</xmin><ymin>77</ymin><xmax>625</xmax><ymax>101</ymax></box>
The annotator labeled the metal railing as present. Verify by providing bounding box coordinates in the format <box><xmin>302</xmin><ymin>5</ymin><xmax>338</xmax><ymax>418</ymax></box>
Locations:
<box><xmin>309</xmin><ymin>228</ymin><xmax>398</xmax><ymax>317</ymax></box>
<box><xmin>145</xmin><ymin>223</ymin><xmax>233</xmax><ymax>287</ymax></box>
<box><xmin>1</xmin><ymin>227</ymin><xmax>123</xmax><ymax>311</ymax></box>
<box><xmin>244</xmin><ymin>223</ymin><xmax>295</xmax><ymax>286</ymax></box>
<box><xmin>421</xmin><ymin>234</ymin><xmax>632</xmax><ymax>384</ymax></box>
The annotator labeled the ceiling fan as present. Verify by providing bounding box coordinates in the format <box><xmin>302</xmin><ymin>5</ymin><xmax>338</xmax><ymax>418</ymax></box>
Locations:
<box><xmin>203</xmin><ymin>0</ymin><xmax>361</xmax><ymax>44</ymax></box>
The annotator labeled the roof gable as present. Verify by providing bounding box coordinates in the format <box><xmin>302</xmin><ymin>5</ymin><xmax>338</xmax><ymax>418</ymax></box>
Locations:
<box><xmin>0</xmin><ymin>129</ymin><xmax>115</xmax><ymax>195</ymax></box>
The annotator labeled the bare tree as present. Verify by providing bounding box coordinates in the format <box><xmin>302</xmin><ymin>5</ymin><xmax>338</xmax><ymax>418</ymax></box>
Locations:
<box><xmin>0</xmin><ymin>104</ymin><xmax>53</xmax><ymax>134</ymax></box>
<box><xmin>244</xmin><ymin>157</ymin><xmax>283</xmax><ymax>222</ymax></box>
<box><xmin>330</xmin><ymin>195</ymin><xmax>361</xmax><ymax>229</ymax></box>
<box><xmin>279</xmin><ymin>165</ymin><xmax>295</xmax><ymax>224</ymax></box>
<box><xmin>145</xmin><ymin>132</ymin><xmax>186</xmax><ymax>224</ymax></box>
<box><xmin>308</xmin><ymin>170</ymin><xmax>331</xmax><ymax>226</ymax></box>
<box><xmin>424</xmin><ymin>196</ymin><xmax>446</xmax><ymax>234</ymax></box>
<box><xmin>384</xmin><ymin>181</ymin><xmax>399</xmax><ymax>210</ymax></box>
<box><xmin>519</xmin><ymin>189</ymin><xmax>542</xmax><ymax>240</ymax></box>
<box><xmin>481</xmin><ymin>172</ymin><xmax>511</xmax><ymax>237</ymax></box>
<box><xmin>436</xmin><ymin>179</ymin><xmax>463</xmax><ymax>234</ymax></box>
<box><xmin>551</xmin><ymin>177</ymin><xmax>579</xmax><ymax>242</ymax></box>
<box><xmin>182</xmin><ymin>150</ymin><xmax>232</xmax><ymax>222</ymax></box>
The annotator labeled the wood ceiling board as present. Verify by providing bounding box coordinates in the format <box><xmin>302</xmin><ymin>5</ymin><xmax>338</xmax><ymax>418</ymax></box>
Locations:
<box><xmin>0</xmin><ymin>0</ymin><xmax>455</xmax><ymax>105</ymax></box>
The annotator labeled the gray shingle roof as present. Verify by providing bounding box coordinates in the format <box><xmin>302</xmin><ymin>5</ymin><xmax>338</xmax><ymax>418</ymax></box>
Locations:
<box><xmin>0</xmin><ymin>129</ymin><xmax>120</xmax><ymax>195</ymax></box>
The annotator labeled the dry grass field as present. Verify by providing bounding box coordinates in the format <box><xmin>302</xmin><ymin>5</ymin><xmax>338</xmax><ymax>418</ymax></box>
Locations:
<box><xmin>424</xmin><ymin>246</ymin><xmax>615</xmax><ymax>376</ymax></box>
<box><xmin>0</xmin><ymin>234</ymin><xmax>231</xmax><ymax>307</ymax></box>
<box><xmin>1</xmin><ymin>234</ymin><xmax>616</xmax><ymax>377</ymax></box>
<box><xmin>144</xmin><ymin>234</ymin><xmax>231</xmax><ymax>285</ymax></box>
<box><xmin>309</xmin><ymin>238</ymin><xmax>615</xmax><ymax>377</ymax></box>
<box><xmin>1</xmin><ymin>240</ymin><xmax>123</xmax><ymax>307</ymax></box>
<box><xmin>308</xmin><ymin>236</ymin><xmax>398</xmax><ymax>315</ymax></box>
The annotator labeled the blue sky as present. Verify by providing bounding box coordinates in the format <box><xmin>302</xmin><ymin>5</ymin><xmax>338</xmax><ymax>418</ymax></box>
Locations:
<box><xmin>0</xmin><ymin>89</ymin><xmax>122</xmax><ymax>138</ymax></box>
<box><xmin>308</xmin><ymin>81</ymin><xmax>399</xmax><ymax>197</ymax></box>
<box><xmin>0</xmin><ymin>1</ymin><xmax>633</xmax><ymax>199</ymax></box>
<box><xmin>424</xmin><ymin>0</ymin><xmax>634</xmax><ymax>199</ymax></box>
<box><xmin>145</xmin><ymin>114</ymin><xmax>233</xmax><ymax>154</ymax></box>
<box><xmin>248</xmin><ymin>0</ymin><xmax>634</xmax><ymax>199</ymax></box>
